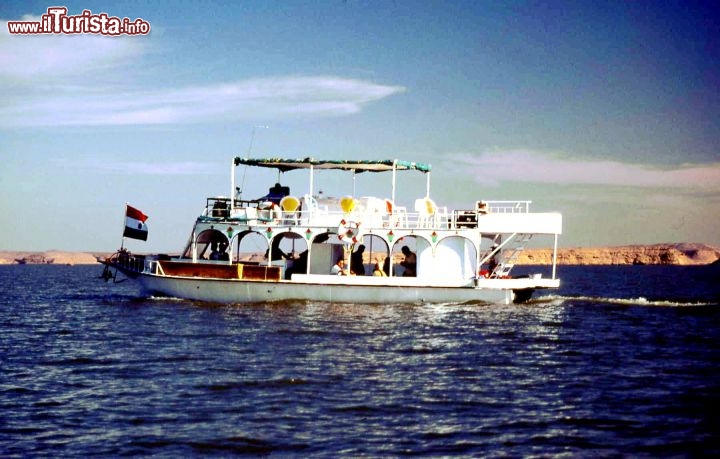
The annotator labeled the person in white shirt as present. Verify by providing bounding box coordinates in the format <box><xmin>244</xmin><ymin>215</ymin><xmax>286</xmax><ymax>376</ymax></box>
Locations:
<box><xmin>331</xmin><ymin>258</ymin><xmax>347</xmax><ymax>275</ymax></box>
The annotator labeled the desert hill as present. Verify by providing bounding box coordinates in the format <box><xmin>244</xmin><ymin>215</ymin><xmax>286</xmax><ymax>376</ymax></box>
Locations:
<box><xmin>517</xmin><ymin>243</ymin><xmax>719</xmax><ymax>265</ymax></box>
<box><xmin>0</xmin><ymin>251</ymin><xmax>109</xmax><ymax>266</ymax></box>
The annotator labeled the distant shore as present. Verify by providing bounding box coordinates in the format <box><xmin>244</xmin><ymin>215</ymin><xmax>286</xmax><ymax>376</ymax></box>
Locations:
<box><xmin>517</xmin><ymin>243</ymin><xmax>719</xmax><ymax>266</ymax></box>
<box><xmin>0</xmin><ymin>251</ymin><xmax>108</xmax><ymax>266</ymax></box>
<box><xmin>1</xmin><ymin>243</ymin><xmax>718</xmax><ymax>266</ymax></box>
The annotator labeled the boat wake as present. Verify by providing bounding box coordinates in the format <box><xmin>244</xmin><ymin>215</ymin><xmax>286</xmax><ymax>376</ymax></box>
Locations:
<box><xmin>533</xmin><ymin>294</ymin><xmax>715</xmax><ymax>308</ymax></box>
<box><xmin>148</xmin><ymin>295</ymin><xmax>188</xmax><ymax>302</ymax></box>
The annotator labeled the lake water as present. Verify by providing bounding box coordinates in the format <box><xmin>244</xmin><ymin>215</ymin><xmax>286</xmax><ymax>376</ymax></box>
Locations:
<box><xmin>2</xmin><ymin>264</ymin><xmax>719</xmax><ymax>457</ymax></box>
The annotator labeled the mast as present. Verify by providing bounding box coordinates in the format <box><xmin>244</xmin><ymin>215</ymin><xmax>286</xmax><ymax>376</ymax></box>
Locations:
<box><xmin>120</xmin><ymin>202</ymin><xmax>128</xmax><ymax>251</ymax></box>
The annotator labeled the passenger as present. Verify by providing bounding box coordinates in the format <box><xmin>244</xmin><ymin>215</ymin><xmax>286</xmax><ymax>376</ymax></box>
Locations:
<box><xmin>285</xmin><ymin>250</ymin><xmax>308</xmax><ymax>280</ymax></box>
<box><xmin>382</xmin><ymin>256</ymin><xmax>391</xmax><ymax>276</ymax></box>
<box><xmin>218</xmin><ymin>242</ymin><xmax>230</xmax><ymax>261</ymax></box>
<box><xmin>400</xmin><ymin>246</ymin><xmax>417</xmax><ymax>277</ymax></box>
<box><xmin>268</xmin><ymin>237</ymin><xmax>293</xmax><ymax>261</ymax></box>
<box><xmin>488</xmin><ymin>255</ymin><xmax>498</xmax><ymax>277</ymax></box>
<box><xmin>487</xmin><ymin>244</ymin><xmax>499</xmax><ymax>276</ymax></box>
<box><xmin>331</xmin><ymin>257</ymin><xmax>347</xmax><ymax>275</ymax></box>
<box><xmin>350</xmin><ymin>244</ymin><xmax>366</xmax><ymax>276</ymax></box>
<box><xmin>209</xmin><ymin>242</ymin><xmax>221</xmax><ymax>260</ymax></box>
<box><xmin>262</xmin><ymin>182</ymin><xmax>290</xmax><ymax>204</ymax></box>
<box><xmin>373</xmin><ymin>261</ymin><xmax>387</xmax><ymax>277</ymax></box>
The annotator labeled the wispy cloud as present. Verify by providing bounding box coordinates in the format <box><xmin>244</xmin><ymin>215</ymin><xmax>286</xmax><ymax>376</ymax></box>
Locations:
<box><xmin>454</xmin><ymin>151</ymin><xmax>720</xmax><ymax>190</ymax></box>
<box><xmin>0</xmin><ymin>15</ymin><xmax>404</xmax><ymax>127</ymax></box>
<box><xmin>1</xmin><ymin>76</ymin><xmax>404</xmax><ymax>127</ymax></box>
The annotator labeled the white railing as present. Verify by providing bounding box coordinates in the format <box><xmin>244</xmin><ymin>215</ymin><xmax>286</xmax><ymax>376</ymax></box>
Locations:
<box><xmin>479</xmin><ymin>200</ymin><xmax>531</xmax><ymax>214</ymax></box>
<box><xmin>213</xmin><ymin>197</ymin><xmax>533</xmax><ymax>230</ymax></box>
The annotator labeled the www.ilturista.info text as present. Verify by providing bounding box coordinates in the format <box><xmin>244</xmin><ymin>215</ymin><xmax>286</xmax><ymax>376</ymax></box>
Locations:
<box><xmin>7</xmin><ymin>7</ymin><xmax>150</xmax><ymax>36</ymax></box>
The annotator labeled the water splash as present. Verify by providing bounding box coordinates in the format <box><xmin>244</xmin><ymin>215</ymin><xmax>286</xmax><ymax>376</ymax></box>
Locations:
<box><xmin>535</xmin><ymin>294</ymin><xmax>714</xmax><ymax>307</ymax></box>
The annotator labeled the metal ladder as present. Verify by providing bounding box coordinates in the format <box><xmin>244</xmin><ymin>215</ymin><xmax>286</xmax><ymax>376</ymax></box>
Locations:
<box><xmin>493</xmin><ymin>233</ymin><xmax>533</xmax><ymax>278</ymax></box>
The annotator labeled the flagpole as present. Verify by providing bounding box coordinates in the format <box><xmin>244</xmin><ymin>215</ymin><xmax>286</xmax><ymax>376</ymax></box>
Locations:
<box><xmin>120</xmin><ymin>203</ymin><xmax>128</xmax><ymax>251</ymax></box>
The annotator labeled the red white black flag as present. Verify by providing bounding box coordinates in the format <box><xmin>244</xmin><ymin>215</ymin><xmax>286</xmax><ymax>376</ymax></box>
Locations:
<box><xmin>123</xmin><ymin>204</ymin><xmax>149</xmax><ymax>241</ymax></box>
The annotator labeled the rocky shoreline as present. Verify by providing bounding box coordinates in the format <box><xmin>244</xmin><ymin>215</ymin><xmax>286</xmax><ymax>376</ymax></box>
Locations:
<box><xmin>1</xmin><ymin>243</ymin><xmax>718</xmax><ymax>266</ymax></box>
<box><xmin>517</xmin><ymin>243</ymin><xmax>719</xmax><ymax>266</ymax></box>
<box><xmin>0</xmin><ymin>251</ymin><xmax>109</xmax><ymax>266</ymax></box>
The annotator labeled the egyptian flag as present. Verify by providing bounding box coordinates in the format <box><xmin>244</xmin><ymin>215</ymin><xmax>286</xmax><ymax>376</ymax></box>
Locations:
<box><xmin>123</xmin><ymin>204</ymin><xmax>149</xmax><ymax>241</ymax></box>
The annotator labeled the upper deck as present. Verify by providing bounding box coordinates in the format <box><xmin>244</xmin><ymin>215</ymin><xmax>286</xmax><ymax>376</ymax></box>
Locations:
<box><xmin>200</xmin><ymin>196</ymin><xmax>562</xmax><ymax>235</ymax></box>
<box><xmin>192</xmin><ymin>157</ymin><xmax>563</xmax><ymax>236</ymax></box>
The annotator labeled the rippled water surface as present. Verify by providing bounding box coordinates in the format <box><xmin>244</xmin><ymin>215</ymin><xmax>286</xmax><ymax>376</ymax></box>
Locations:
<box><xmin>2</xmin><ymin>264</ymin><xmax>719</xmax><ymax>457</ymax></box>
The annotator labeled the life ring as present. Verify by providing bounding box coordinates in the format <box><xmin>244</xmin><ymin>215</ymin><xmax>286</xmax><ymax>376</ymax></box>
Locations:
<box><xmin>338</xmin><ymin>219</ymin><xmax>361</xmax><ymax>244</ymax></box>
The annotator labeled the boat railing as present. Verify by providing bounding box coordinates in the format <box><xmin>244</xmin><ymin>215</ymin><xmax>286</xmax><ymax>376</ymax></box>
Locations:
<box><xmin>480</xmin><ymin>200</ymin><xmax>531</xmax><ymax>214</ymax></box>
<box><xmin>203</xmin><ymin>196</ymin><xmax>533</xmax><ymax>230</ymax></box>
<box><xmin>110</xmin><ymin>250</ymin><xmax>146</xmax><ymax>273</ymax></box>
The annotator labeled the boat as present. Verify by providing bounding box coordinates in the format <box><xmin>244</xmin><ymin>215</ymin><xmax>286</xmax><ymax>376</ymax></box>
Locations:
<box><xmin>100</xmin><ymin>157</ymin><xmax>562</xmax><ymax>304</ymax></box>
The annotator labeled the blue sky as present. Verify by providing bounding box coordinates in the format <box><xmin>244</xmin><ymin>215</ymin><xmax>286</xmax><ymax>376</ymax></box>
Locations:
<box><xmin>1</xmin><ymin>0</ymin><xmax>718</xmax><ymax>252</ymax></box>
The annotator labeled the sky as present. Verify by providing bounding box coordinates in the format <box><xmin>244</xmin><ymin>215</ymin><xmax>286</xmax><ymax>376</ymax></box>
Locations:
<box><xmin>1</xmin><ymin>0</ymin><xmax>718</xmax><ymax>252</ymax></box>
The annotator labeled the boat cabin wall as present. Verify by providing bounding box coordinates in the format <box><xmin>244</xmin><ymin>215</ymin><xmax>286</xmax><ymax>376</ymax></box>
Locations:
<box><xmin>193</xmin><ymin>224</ymin><xmax>527</xmax><ymax>280</ymax></box>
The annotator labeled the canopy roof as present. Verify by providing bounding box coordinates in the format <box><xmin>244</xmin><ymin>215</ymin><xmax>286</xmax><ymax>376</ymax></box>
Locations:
<box><xmin>234</xmin><ymin>157</ymin><xmax>431</xmax><ymax>173</ymax></box>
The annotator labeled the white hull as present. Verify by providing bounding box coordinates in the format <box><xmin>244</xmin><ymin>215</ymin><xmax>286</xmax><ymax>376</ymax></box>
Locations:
<box><xmin>122</xmin><ymin>269</ymin><xmax>559</xmax><ymax>305</ymax></box>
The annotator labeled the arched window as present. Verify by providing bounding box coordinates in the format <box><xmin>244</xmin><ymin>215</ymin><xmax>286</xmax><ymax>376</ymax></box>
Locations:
<box><xmin>193</xmin><ymin>229</ymin><xmax>229</xmax><ymax>260</ymax></box>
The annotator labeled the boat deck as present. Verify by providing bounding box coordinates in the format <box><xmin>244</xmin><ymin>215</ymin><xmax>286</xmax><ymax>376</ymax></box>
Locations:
<box><xmin>202</xmin><ymin>196</ymin><xmax>539</xmax><ymax>231</ymax></box>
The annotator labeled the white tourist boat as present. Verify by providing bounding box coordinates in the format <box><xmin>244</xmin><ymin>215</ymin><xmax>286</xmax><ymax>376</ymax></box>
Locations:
<box><xmin>101</xmin><ymin>158</ymin><xmax>562</xmax><ymax>304</ymax></box>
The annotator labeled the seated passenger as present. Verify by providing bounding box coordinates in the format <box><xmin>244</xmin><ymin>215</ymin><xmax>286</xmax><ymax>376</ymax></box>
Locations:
<box><xmin>373</xmin><ymin>261</ymin><xmax>387</xmax><ymax>277</ymax></box>
<box><xmin>262</xmin><ymin>182</ymin><xmax>290</xmax><ymax>204</ymax></box>
<box><xmin>209</xmin><ymin>242</ymin><xmax>221</xmax><ymax>260</ymax></box>
<box><xmin>400</xmin><ymin>246</ymin><xmax>416</xmax><ymax>277</ymax></box>
<box><xmin>218</xmin><ymin>242</ymin><xmax>230</xmax><ymax>261</ymax></box>
<box><xmin>383</xmin><ymin>256</ymin><xmax>391</xmax><ymax>276</ymax></box>
<box><xmin>268</xmin><ymin>237</ymin><xmax>293</xmax><ymax>261</ymax></box>
<box><xmin>331</xmin><ymin>258</ymin><xmax>348</xmax><ymax>275</ymax></box>
<box><xmin>285</xmin><ymin>250</ymin><xmax>308</xmax><ymax>280</ymax></box>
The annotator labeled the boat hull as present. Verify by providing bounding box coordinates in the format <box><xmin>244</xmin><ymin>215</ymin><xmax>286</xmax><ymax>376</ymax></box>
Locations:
<box><xmin>138</xmin><ymin>274</ymin><xmax>512</xmax><ymax>304</ymax></box>
<box><xmin>111</xmin><ymin>264</ymin><xmax>558</xmax><ymax>305</ymax></box>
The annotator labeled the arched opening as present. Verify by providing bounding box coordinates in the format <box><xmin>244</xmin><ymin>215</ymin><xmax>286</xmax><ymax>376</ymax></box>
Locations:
<box><xmin>185</xmin><ymin>229</ymin><xmax>229</xmax><ymax>260</ymax></box>
<box><xmin>350</xmin><ymin>234</ymin><xmax>389</xmax><ymax>276</ymax></box>
<box><xmin>234</xmin><ymin>230</ymin><xmax>268</xmax><ymax>263</ymax></box>
<box><xmin>270</xmin><ymin>231</ymin><xmax>309</xmax><ymax>280</ymax></box>
<box><xmin>391</xmin><ymin>235</ymin><xmax>430</xmax><ymax>277</ymax></box>
<box><xmin>267</xmin><ymin>230</ymin><xmax>307</xmax><ymax>261</ymax></box>
<box><xmin>430</xmin><ymin>236</ymin><xmax>478</xmax><ymax>281</ymax></box>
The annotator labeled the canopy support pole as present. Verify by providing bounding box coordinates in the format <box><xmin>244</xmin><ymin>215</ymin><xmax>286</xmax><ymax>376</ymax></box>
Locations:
<box><xmin>230</xmin><ymin>159</ymin><xmax>235</xmax><ymax>213</ymax></box>
<box><xmin>552</xmin><ymin>234</ymin><xmax>558</xmax><ymax>279</ymax></box>
<box><xmin>391</xmin><ymin>159</ymin><xmax>397</xmax><ymax>205</ymax></box>
<box><xmin>309</xmin><ymin>165</ymin><xmax>314</xmax><ymax>197</ymax></box>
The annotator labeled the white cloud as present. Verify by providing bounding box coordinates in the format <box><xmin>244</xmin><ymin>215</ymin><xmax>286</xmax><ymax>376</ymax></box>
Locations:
<box><xmin>0</xmin><ymin>15</ymin><xmax>145</xmax><ymax>79</ymax></box>
<box><xmin>455</xmin><ymin>151</ymin><xmax>720</xmax><ymax>190</ymax></box>
<box><xmin>0</xmin><ymin>76</ymin><xmax>405</xmax><ymax>127</ymax></box>
<box><xmin>1</xmin><ymin>14</ymin><xmax>404</xmax><ymax>127</ymax></box>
